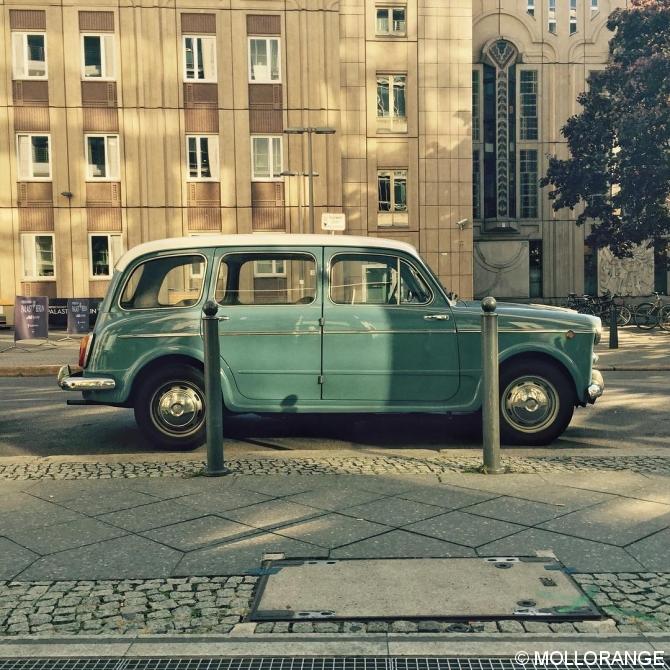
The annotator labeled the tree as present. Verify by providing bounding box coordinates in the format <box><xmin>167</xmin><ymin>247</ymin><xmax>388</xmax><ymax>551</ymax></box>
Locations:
<box><xmin>541</xmin><ymin>0</ymin><xmax>670</xmax><ymax>257</ymax></box>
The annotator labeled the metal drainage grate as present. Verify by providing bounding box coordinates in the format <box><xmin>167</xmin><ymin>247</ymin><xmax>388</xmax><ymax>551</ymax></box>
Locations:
<box><xmin>0</xmin><ymin>659</ymin><xmax>667</xmax><ymax>670</ymax></box>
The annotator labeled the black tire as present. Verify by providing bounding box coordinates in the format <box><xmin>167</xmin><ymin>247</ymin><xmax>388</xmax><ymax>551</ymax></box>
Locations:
<box><xmin>634</xmin><ymin>303</ymin><xmax>658</xmax><ymax>330</ymax></box>
<box><xmin>659</xmin><ymin>305</ymin><xmax>670</xmax><ymax>332</ymax></box>
<box><xmin>499</xmin><ymin>360</ymin><xmax>575</xmax><ymax>446</ymax></box>
<box><xmin>134</xmin><ymin>364</ymin><xmax>207</xmax><ymax>450</ymax></box>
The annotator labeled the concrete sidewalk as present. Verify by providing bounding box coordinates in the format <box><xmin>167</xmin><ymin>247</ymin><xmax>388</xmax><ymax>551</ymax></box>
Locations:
<box><xmin>1</xmin><ymin>460</ymin><xmax>669</xmax><ymax>638</ymax></box>
<box><xmin>0</xmin><ymin>326</ymin><xmax>668</xmax><ymax>376</ymax></box>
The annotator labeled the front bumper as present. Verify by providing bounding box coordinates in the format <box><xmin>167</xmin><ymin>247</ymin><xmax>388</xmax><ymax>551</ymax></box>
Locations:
<box><xmin>57</xmin><ymin>364</ymin><xmax>116</xmax><ymax>391</ymax></box>
<box><xmin>586</xmin><ymin>369</ymin><xmax>605</xmax><ymax>403</ymax></box>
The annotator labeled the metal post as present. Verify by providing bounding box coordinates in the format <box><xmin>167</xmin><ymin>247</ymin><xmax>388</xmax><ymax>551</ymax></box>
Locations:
<box><xmin>307</xmin><ymin>129</ymin><xmax>314</xmax><ymax>233</ymax></box>
<box><xmin>202</xmin><ymin>300</ymin><xmax>230</xmax><ymax>476</ymax></box>
<box><xmin>481</xmin><ymin>296</ymin><xmax>504</xmax><ymax>474</ymax></box>
<box><xmin>609</xmin><ymin>304</ymin><xmax>619</xmax><ymax>349</ymax></box>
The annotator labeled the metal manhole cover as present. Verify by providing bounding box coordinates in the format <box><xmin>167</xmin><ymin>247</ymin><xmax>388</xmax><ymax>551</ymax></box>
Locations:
<box><xmin>249</xmin><ymin>557</ymin><xmax>600</xmax><ymax>621</ymax></box>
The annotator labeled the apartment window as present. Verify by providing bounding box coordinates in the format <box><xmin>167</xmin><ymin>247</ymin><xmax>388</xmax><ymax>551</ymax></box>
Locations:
<box><xmin>254</xmin><ymin>259</ymin><xmax>286</xmax><ymax>277</ymax></box>
<box><xmin>527</xmin><ymin>0</ymin><xmax>535</xmax><ymax>17</ymax></box>
<box><xmin>17</xmin><ymin>134</ymin><xmax>51</xmax><ymax>180</ymax></box>
<box><xmin>570</xmin><ymin>0</ymin><xmax>578</xmax><ymax>34</ymax></box>
<box><xmin>591</xmin><ymin>0</ymin><xmax>599</xmax><ymax>16</ymax></box>
<box><xmin>376</xmin><ymin>6</ymin><xmax>406</xmax><ymax>35</ymax></box>
<box><xmin>472</xmin><ymin>70</ymin><xmax>481</xmax><ymax>143</ymax></box>
<box><xmin>473</xmin><ymin>150</ymin><xmax>481</xmax><ymax>220</ymax></box>
<box><xmin>12</xmin><ymin>33</ymin><xmax>47</xmax><ymax>79</ymax></box>
<box><xmin>82</xmin><ymin>34</ymin><xmax>115</xmax><ymax>79</ymax></box>
<box><xmin>89</xmin><ymin>233</ymin><xmax>122</xmax><ymax>279</ymax></box>
<box><xmin>520</xmin><ymin>70</ymin><xmax>538</xmax><ymax>141</ymax></box>
<box><xmin>548</xmin><ymin>0</ymin><xmax>557</xmax><ymax>33</ymax></box>
<box><xmin>251</xmin><ymin>136</ymin><xmax>282</xmax><ymax>180</ymax></box>
<box><xmin>187</xmin><ymin>136</ymin><xmax>219</xmax><ymax>180</ymax></box>
<box><xmin>378</xmin><ymin>170</ymin><xmax>407</xmax><ymax>212</ymax></box>
<box><xmin>520</xmin><ymin>149</ymin><xmax>538</xmax><ymax>219</ymax></box>
<box><xmin>248</xmin><ymin>37</ymin><xmax>280</xmax><ymax>83</ymax></box>
<box><xmin>86</xmin><ymin>135</ymin><xmax>120</xmax><ymax>180</ymax></box>
<box><xmin>21</xmin><ymin>234</ymin><xmax>55</xmax><ymax>280</ymax></box>
<box><xmin>183</xmin><ymin>36</ymin><xmax>216</xmax><ymax>82</ymax></box>
<box><xmin>377</xmin><ymin>74</ymin><xmax>406</xmax><ymax>118</ymax></box>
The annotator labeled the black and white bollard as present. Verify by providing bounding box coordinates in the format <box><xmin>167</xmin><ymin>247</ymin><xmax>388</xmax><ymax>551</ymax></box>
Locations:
<box><xmin>481</xmin><ymin>297</ymin><xmax>504</xmax><ymax>474</ymax></box>
<box><xmin>202</xmin><ymin>300</ymin><xmax>230</xmax><ymax>477</ymax></box>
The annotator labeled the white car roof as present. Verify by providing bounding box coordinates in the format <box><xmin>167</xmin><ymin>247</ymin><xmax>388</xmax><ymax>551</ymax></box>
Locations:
<box><xmin>115</xmin><ymin>234</ymin><xmax>421</xmax><ymax>272</ymax></box>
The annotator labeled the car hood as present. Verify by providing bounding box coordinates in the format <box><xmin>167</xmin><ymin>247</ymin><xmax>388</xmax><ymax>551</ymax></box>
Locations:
<box><xmin>452</xmin><ymin>300</ymin><xmax>602</xmax><ymax>332</ymax></box>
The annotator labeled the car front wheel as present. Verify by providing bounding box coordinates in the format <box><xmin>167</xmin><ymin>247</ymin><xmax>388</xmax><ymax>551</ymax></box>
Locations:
<box><xmin>499</xmin><ymin>361</ymin><xmax>575</xmax><ymax>446</ymax></box>
<box><xmin>134</xmin><ymin>365</ymin><xmax>207</xmax><ymax>450</ymax></box>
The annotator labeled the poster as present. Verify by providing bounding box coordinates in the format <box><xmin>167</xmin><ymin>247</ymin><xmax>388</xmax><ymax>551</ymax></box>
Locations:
<box><xmin>14</xmin><ymin>296</ymin><xmax>49</xmax><ymax>341</ymax></box>
<box><xmin>67</xmin><ymin>299</ymin><xmax>90</xmax><ymax>335</ymax></box>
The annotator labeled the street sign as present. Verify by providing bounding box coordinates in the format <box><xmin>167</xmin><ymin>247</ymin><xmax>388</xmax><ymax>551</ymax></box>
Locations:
<box><xmin>321</xmin><ymin>212</ymin><xmax>346</xmax><ymax>232</ymax></box>
<box><xmin>14</xmin><ymin>296</ymin><xmax>49</xmax><ymax>341</ymax></box>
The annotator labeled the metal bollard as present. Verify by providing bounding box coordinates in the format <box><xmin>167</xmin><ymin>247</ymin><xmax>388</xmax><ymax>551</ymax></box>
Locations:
<box><xmin>481</xmin><ymin>297</ymin><xmax>504</xmax><ymax>474</ymax></box>
<box><xmin>609</xmin><ymin>304</ymin><xmax>618</xmax><ymax>349</ymax></box>
<box><xmin>202</xmin><ymin>300</ymin><xmax>230</xmax><ymax>477</ymax></box>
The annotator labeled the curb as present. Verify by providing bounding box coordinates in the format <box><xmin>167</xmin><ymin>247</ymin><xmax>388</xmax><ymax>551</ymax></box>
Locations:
<box><xmin>0</xmin><ymin>365</ymin><xmax>80</xmax><ymax>378</ymax></box>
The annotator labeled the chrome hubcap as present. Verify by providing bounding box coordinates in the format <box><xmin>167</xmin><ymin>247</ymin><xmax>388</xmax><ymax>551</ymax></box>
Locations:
<box><xmin>152</xmin><ymin>383</ymin><xmax>204</xmax><ymax>435</ymax></box>
<box><xmin>502</xmin><ymin>377</ymin><xmax>558</xmax><ymax>433</ymax></box>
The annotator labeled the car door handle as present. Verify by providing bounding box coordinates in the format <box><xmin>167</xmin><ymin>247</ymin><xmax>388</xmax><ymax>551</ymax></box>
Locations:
<box><xmin>424</xmin><ymin>314</ymin><xmax>450</xmax><ymax>321</ymax></box>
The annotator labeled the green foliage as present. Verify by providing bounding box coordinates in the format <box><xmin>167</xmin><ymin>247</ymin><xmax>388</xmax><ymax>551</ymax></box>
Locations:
<box><xmin>541</xmin><ymin>0</ymin><xmax>670</xmax><ymax>256</ymax></box>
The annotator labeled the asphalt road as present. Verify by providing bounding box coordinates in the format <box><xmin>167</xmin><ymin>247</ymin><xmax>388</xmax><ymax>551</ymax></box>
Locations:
<box><xmin>0</xmin><ymin>372</ymin><xmax>667</xmax><ymax>460</ymax></box>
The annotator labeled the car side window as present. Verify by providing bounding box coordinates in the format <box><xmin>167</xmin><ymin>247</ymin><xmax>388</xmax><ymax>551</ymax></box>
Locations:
<box><xmin>119</xmin><ymin>255</ymin><xmax>206</xmax><ymax>310</ymax></box>
<box><xmin>330</xmin><ymin>254</ymin><xmax>432</xmax><ymax>305</ymax></box>
<box><xmin>215</xmin><ymin>253</ymin><xmax>317</xmax><ymax>305</ymax></box>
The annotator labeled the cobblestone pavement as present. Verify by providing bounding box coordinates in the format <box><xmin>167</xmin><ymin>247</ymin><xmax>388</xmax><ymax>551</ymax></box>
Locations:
<box><xmin>2</xmin><ymin>454</ymin><xmax>670</xmax><ymax>480</ymax></box>
<box><xmin>1</xmin><ymin>573</ymin><xmax>668</xmax><ymax>637</ymax></box>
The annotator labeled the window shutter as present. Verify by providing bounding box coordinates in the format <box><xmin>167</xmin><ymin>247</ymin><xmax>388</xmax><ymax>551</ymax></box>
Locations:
<box><xmin>17</xmin><ymin>135</ymin><xmax>31</xmax><ymax>179</ymax></box>
<box><xmin>107</xmin><ymin>135</ymin><xmax>119</xmax><ymax>179</ymax></box>
<box><xmin>203</xmin><ymin>37</ymin><xmax>216</xmax><ymax>81</ymax></box>
<box><xmin>21</xmin><ymin>235</ymin><xmax>35</xmax><ymax>278</ymax></box>
<box><xmin>12</xmin><ymin>33</ymin><xmax>26</xmax><ymax>78</ymax></box>
<box><xmin>103</xmin><ymin>35</ymin><xmax>115</xmax><ymax>79</ymax></box>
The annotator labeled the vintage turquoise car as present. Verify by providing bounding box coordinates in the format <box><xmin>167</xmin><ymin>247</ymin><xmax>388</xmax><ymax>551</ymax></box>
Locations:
<box><xmin>58</xmin><ymin>234</ymin><xmax>604</xmax><ymax>449</ymax></box>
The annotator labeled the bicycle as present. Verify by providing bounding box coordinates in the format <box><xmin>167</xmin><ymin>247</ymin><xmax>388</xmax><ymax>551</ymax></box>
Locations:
<box><xmin>633</xmin><ymin>292</ymin><xmax>670</xmax><ymax>330</ymax></box>
<box><xmin>590</xmin><ymin>290</ymin><xmax>632</xmax><ymax>327</ymax></box>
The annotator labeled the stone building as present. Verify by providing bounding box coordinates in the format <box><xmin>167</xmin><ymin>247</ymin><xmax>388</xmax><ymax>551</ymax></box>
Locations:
<box><xmin>0</xmin><ymin>0</ymin><xmax>473</xmax><ymax>315</ymax></box>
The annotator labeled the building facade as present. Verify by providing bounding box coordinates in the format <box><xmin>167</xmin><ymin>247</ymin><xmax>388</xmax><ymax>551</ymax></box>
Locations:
<box><xmin>0</xmin><ymin>0</ymin><xmax>473</xmax><ymax>315</ymax></box>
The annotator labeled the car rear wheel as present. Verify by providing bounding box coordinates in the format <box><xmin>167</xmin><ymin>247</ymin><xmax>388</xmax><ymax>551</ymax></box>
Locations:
<box><xmin>134</xmin><ymin>365</ymin><xmax>207</xmax><ymax>450</ymax></box>
<box><xmin>499</xmin><ymin>361</ymin><xmax>575</xmax><ymax>446</ymax></box>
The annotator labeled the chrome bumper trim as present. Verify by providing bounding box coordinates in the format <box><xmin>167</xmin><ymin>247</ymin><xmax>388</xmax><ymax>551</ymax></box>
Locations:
<box><xmin>58</xmin><ymin>365</ymin><xmax>116</xmax><ymax>391</ymax></box>
<box><xmin>587</xmin><ymin>369</ymin><xmax>605</xmax><ymax>403</ymax></box>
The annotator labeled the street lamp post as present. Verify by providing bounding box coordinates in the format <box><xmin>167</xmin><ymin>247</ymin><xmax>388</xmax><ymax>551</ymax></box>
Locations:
<box><xmin>284</xmin><ymin>127</ymin><xmax>336</xmax><ymax>233</ymax></box>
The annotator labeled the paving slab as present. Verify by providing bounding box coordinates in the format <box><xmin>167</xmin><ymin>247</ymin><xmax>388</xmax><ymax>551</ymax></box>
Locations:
<box><xmin>496</xmin><ymin>484</ymin><xmax>617</xmax><ymax>510</ymax></box>
<box><xmin>440</xmin><ymin>473</ymin><xmax>548</xmax><ymax>495</ymax></box>
<box><xmin>331</xmin><ymin>529</ymin><xmax>477</xmax><ymax>559</ymax></box>
<box><xmin>235</xmin><ymin>475</ymin><xmax>323</xmax><ymax>497</ymax></box>
<box><xmin>98</xmin><ymin>499</ymin><xmax>210</xmax><ymax>532</ymax></box>
<box><xmin>403</xmin><ymin>510</ymin><xmax>526</xmax><ymax>547</ymax></box>
<box><xmin>286</xmin><ymin>487</ymin><xmax>389</xmax><ymax>512</ymax></box>
<box><xmin>23</xmin><ymin>478</ymin><xmax>139</xmax><ymax>503</ymax></box>
<box><xmin>339</xmin><ymin>496</ymin><xmax>446</xmax><ymax>526</ymax></box>
<box><xmin>273</xmin><ymin>513</ymin><xmax>390</xmax><ymax>549</ymax></box>
<box><xmin>17</xmin><ymin>535</ymin><xmax>183</xmax><ymax>580</ymax></box>
<box><xmin>122</xmin><ymin>476</ymin><xmax>242</xmax><ymax>500</ymax></box>
<box><xmin>478</xmin><ymin>528</ymin><xmax>645</xmax><ymax>572</ymax></box>
<box><xmin>627</xmin><ymin>478</ymin><xmax>670</xmax><ymax>506</ymax></box>
<box><xmin>538</xmin><ymin>498</ymin><xmax>670</xmax><ymax>546</ymax></box>
<box><xmin>0</xmin><ymin>536</ymin><xmax>39</xmax><ymax>579</ymax></box>
<box><xmin>397</xmin><ymin>484</ymin><xmax>498</xmax><ymax>509</ymax></box>
<box><xmin>626</xmin><ymin>529</ymin><xmax>670</xmax><ymax>571</ymax></box>
<box><xmin>174</xmin><ymin>532</ymin><xmax>327</xmax><ymax>576</ymax></box>
<box><xmin>0</xmin><ymin>500</ymin><xmax>86</xmax><ymax>535</ymax></box>
<box><xmin>61</xmin><ymin>489</ymin><xmax>161</xmax><ymax>516</ymax></box>
<box><xmin>220</xmin><ymin>500</ymin><xmax>325</xmax><ymax>530</ymax></box>
<box><xmin>464</xmin><ymin>496</ymin><xmax>571</xmax><ymax>525</ymax></box>
<box><xmin>4</xmin><ymin>517</ymin><xmax>127</xmax><ymax>555</ymax></box>
<box><xmin>538</xmin><ymin>471</ymin><xmax>654</xmax><ymax>495</ymax></box>
<box><xmin>142</xmin><ymin>515</ymin><xmax>260</xmax><ymax>551</ymax></box>
<box><xmin>177</xmin><ymin>488</ymin><xmax>272</xmax><ymax>513</ymax></box>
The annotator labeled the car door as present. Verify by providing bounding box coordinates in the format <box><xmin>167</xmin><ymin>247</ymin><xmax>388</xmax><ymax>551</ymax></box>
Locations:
<box><xmin>213</xmin><ymin>247</ymin><xmax>322</xmax><ymax>405</ymax></box>
<box><xmin>322</xmin><ymin>248</ymin><xmax>459</xmax><ymax>404</ymax></box>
